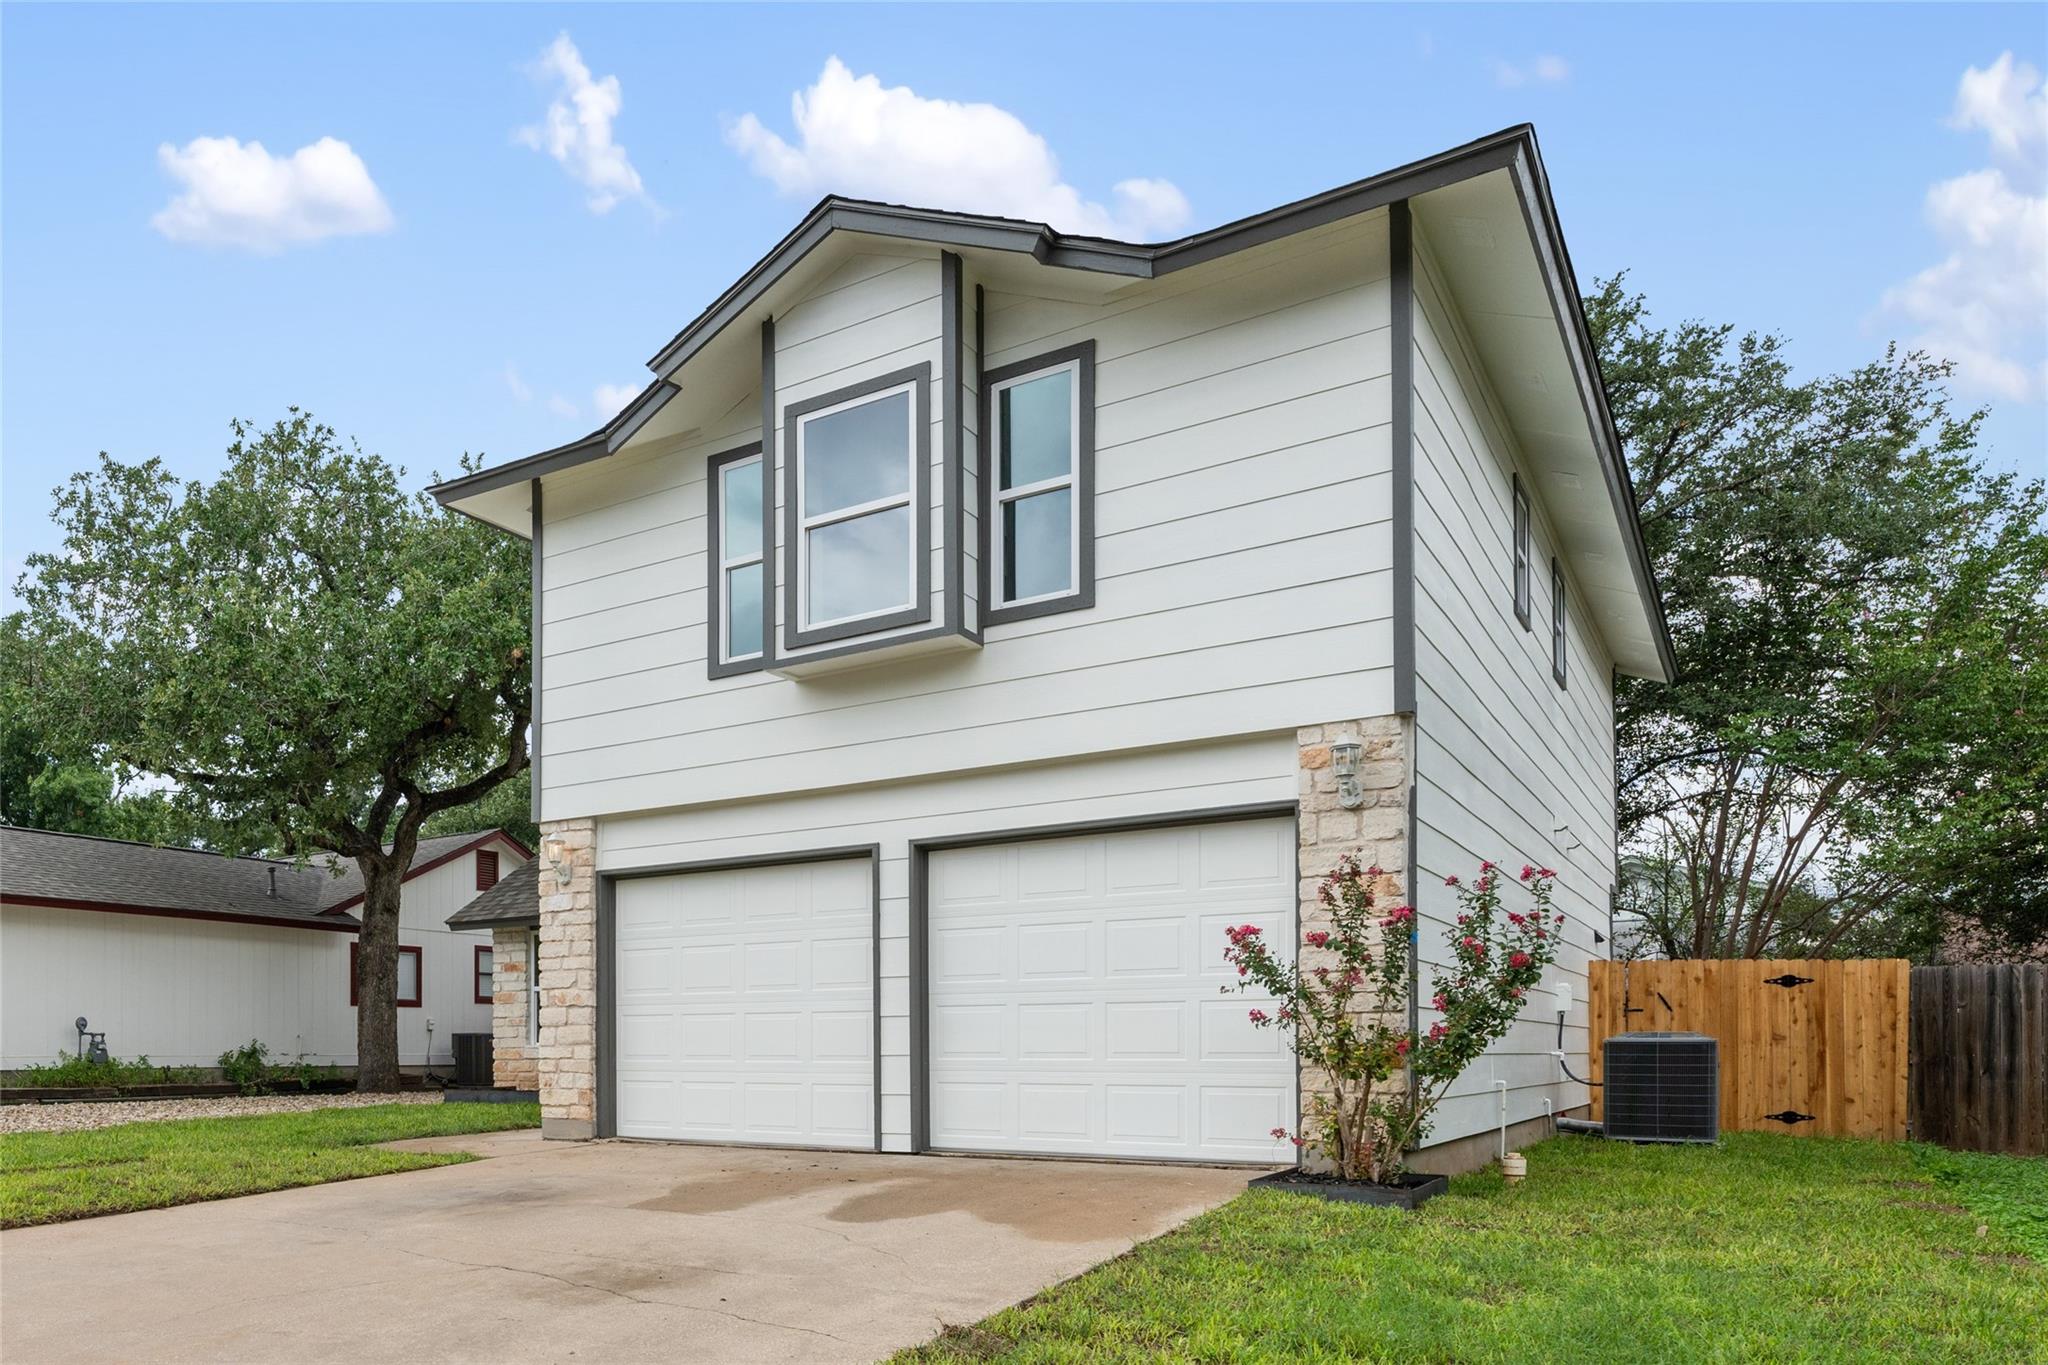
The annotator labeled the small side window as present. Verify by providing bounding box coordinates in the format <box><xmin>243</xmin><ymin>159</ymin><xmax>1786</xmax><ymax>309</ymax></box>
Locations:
<box><xmin>707</xmin><ymin>444</ymin><xmax>767</xmax><ymax>675</ymax></box>
<box><xmin>1551</xmin><ymin>557</ymin><xmax>1568</xmax><ymax>688</ymax></box>
<box><xmin>1513</xmin><ymin>474</ymin><xmax>1532</xmax><ymax>630</ymax></box>
<box><xmin>983</xmin><ymin>341</ymin><xmax>1095</xmax><ymax>625</ymax></box>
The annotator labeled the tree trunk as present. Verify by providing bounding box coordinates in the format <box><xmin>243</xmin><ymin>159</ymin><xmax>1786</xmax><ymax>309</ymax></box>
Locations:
<box><xmin>354</xmin><ymin>863</ymin><xmax>405</xmax><ymax>1092</ymax></box>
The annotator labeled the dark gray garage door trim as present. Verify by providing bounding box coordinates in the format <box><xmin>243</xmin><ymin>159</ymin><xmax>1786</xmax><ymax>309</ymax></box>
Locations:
<box><xmin>596</xmin><ymin>844</ymin><xmax>885</xmax><ymax>1149</ymax></box>
<box><xmin>905</xmin><ymin>801</ymin><xmax>1298</xmax><ymax>1154</ymax></box>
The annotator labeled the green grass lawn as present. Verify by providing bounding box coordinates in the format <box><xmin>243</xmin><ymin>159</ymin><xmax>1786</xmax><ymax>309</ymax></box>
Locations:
<box><xmin>899</xmin><ymin>1133</ymin><xmax>2047</xmax><ymax>1364</ymax></box>
<box><xmin>0</xmin><ymin>1101</ymin><xmax>539</xmax><ymax>1228</ymax></box>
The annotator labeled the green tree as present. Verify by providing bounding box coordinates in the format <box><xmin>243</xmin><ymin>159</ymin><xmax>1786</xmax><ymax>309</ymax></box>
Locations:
<box><xmin>1590</xmin><ymin>278</ymin><xmax>2048</xmax><ymax>960</ymax></box>
<box><xmin>16</xmin><ymin>412</ymin><xmax>531</xmax><ymax>1088</ymax></box>
<box><xmin>1</xmin><ymin>615</ymin><xmax>184</xmax><ymax>842</ymax></box>
<box><xmin>421</xmin><ymin>769</ymin><xmax>538</xmax><ymax>850</ymax></box>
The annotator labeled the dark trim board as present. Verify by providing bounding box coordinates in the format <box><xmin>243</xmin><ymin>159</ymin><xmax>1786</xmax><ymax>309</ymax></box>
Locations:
<box><xmin>593</xmin><ymin>844</ymin><xmax>885</xmax><ymax>1151</ymax></box>
<box><xmin>906</xmin><ymin>800</ymin><xmax>1298</xmax><ymax>1155</ymax></box>
<box><xmin>1388</xmin><ymin>201</ymin><xmax>1416</xmax><ymax>717</ymax></box>
<box><xmin>0</xmin><ymin>895</ymin><xmax>360</xmax><ymax>933</ymax></box>
<box><xmin>779</xmin><ymin>363</ymin><xmax>935</xmax><ymax>651</ymax></box>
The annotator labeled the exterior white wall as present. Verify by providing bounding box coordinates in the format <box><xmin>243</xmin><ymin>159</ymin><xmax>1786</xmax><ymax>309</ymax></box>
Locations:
<box><xmin>601</xmin><ymin>732</ymin><xmax>1298</xmax><ymax>1152</ymax></box>
<box><xmin>1</xmin><ymin>843</ymin><xmax>523</xmax><ymax>1070</ymax></box>
<box><xmin>537</xmin><ymin>212</ymin><xmax>1396</xmax><ymax>823</ymax></box>
<box><xmin>1408</xmin><ymin>236</ymin><xmax>1619</xmax><ymax>1147</ymax></box>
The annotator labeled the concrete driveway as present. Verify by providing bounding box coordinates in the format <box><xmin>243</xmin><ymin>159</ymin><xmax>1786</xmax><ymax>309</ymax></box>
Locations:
<box><xmin>0</xmin><ymin>1131</ymin><xmax>1253</xmax><ymax>1364</ymax></box>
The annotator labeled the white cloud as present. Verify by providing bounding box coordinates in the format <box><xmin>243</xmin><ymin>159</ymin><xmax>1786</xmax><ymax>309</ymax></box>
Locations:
<box><xmin>150</xmin><ymin>136</ymin><xmax>392</xmax><ymax>251</ymax></box>
<box><xmin>1880</xmin><ymin>53</ymin><xmax>2048</xmax><ymax>402</ymax></box>
<box><xmin>1492</xmin><ymin>54</ymin><xmax>1571</xmax><ymax>88</ymax></box>
<box><xmin>516</xmin><ymin>33</ymin><xmax>654</xmax><ymax>213</ymax></box>
<box><xmin>547</xmin><ymin>394</ymin><xmax>578</xmax><ymax>418</ymax></box>
<box><xmin>726</xmin><ymin>57</ymin><xmax>1191</xmax><ymax>240</ymax></box>
<box><xmin>503</xmin><ymin>364</ymin><xmax>532</xmax><ymax>403</ymax></box>
<box><xmin>593</xmin><ymin>383</ymin><xmax>641</xmax><ymax>420</ymax></box>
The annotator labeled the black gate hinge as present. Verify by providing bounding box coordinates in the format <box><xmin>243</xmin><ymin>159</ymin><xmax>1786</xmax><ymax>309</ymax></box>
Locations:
<box><xmin>1762</xmin><ymin>1110</ymin><xmax>1816</xmax><ymax>1125</ymax></box>
<box><xmin>1762</xmin><ymin>974</ymin><xmax>1814</xmax><ymax>989</ymax></box>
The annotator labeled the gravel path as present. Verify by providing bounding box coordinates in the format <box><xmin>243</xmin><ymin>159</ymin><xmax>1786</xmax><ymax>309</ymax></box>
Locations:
<box><xmin>0</xmin><ymin>1091</ymin><xmax>444</xmax><ymax>1134</ymax></box>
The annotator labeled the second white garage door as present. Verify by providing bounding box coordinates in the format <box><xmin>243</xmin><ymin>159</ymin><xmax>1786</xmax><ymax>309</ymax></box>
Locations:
<box><xmin>927</xmin><ymin>817</ymin><xmax>1296</xmax><ymax>1163</ymax></box>
<box><xmin>613</xmin><ymin>858</ymin><xmax>873</xmax><ymax>1147</ymax></box>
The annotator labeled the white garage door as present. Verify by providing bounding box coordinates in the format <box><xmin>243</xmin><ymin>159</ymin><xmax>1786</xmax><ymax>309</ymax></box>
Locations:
<box><xmin>613</xmin><ymin>858</ymin><xmax>873</xmax><ymax>1147</ymax></box>
<box><xmin>928</xmin><ymin>817</ymin><xmax>1295</xmax><ymax>1163</ymax></box>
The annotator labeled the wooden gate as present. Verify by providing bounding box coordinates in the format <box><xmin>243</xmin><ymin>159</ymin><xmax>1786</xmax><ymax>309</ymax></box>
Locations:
<box><xmin>1909</xmin><ymin>964</ymin><xmax>2047</xmax><ymax>1156</ymax></box>
<box><xmin>1588</xmin><ymin>959</ymin><xmax>1909</xmax><ymax>1140</ymax></box>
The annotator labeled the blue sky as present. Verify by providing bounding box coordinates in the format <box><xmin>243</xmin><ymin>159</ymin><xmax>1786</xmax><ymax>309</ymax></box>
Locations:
<box><xmin>4</xmin><ymin>4</ymin><xmax>2043</xmax><ymax>603</ymax></box>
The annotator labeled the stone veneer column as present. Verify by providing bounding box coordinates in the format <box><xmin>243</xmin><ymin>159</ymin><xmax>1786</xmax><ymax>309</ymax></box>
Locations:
<box><xmin>489</xmin><ymin>926</ymin><xmax>538</xmax><ymax>1092</ymax></box>
<box><xmin>1294</xmin><ymin>717</ymin><xmax>1411</xmax><ymax>1166</ymax></box>
<box><xmin>536</xmin><ymin>817</ymin><xmax>597</xmax><ymax>1138</ymax></box>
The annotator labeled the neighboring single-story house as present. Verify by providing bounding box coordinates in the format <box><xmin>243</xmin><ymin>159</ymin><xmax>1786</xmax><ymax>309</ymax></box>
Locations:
<box><xmin>0</xmin><ymin>825</ymin><xmax>531</xmax><ymax>1070</ymax></box>
<box><xmin>433</xmin><ymin>123</ymin><xmax>1673</xmax><ymax>1170</ymax></box>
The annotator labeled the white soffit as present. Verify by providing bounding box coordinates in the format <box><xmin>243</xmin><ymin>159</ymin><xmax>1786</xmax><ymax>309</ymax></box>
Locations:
<box><xmin>1412</xmin><ymin>172</ymin><xmax>1665</xmax><ymax>680</ymax></box>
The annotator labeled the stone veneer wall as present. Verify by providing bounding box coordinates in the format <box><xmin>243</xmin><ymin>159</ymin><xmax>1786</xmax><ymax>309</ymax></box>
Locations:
<box><xmin>536</xmin><ymin>817</ymin><xmax>598</xmax><ymax>1138</ymax></box>
<box><xmin>489</xmin><ymin>926</ymin><xmax>538</xmax><ymax>1092</ymax></box>
<box><xmin>1295</xmin><ymin>717</ymin><xmax>1411</xmax><ymax>1164</ymax></box>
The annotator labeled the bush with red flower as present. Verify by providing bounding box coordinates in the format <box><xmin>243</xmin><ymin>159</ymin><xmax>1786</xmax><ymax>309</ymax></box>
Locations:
<box><xmin>1223</xmin><ymin>854</ymin><xmax>1561</xmax><ymax>1184</ymax></box>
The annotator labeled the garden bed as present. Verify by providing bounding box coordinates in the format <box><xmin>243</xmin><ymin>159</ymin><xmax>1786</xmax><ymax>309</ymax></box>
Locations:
<box><xmin>2</xmin><ymin>1075</ymin><xmax>432</xmax><ymax>1105</ymax></box>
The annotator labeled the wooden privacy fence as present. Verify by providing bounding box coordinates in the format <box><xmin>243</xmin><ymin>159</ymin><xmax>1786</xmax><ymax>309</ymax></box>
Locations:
<box><xmin>1588</xmin><ymin>959</ymin><xmax>1910</xmax><ymax>1140</ymax></box>
<box><xmin>1909</xmin><ymin>964</ymin><xmax>2047</xmax><ymax>1157</ymax></box>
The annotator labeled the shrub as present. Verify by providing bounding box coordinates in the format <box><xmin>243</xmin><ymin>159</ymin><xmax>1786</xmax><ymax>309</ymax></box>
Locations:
<box><xmin>6</xmin><ymin>1052</ymin><xmax>210</xmax><ymax>1088</ymax></box>
<box><xmin>1223</xmin><ymin>853</ymin><xmax>1561</xmax><ymax>1183</ymax></box>
<box><xmin>217</xmin><ymin>1040</ymin><xmax>273</xmax><ymax>1095</ymax></box>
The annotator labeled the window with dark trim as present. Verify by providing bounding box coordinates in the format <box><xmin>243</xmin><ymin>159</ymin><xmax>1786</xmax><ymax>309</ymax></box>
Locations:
<box><xmin>1512</xmin><ymin>473</ymin><xmax>1532</xmax><ymax>630</ymax></box>
<box><xmin>981</xmin><ymin>340</ymin><xmax>1095</xmax><ymax>625</ymax></box>
<box><xmin>474</xmin><ymin>944</ymin><xmax>495</xmax><ymax>1004</ymax></box>
<box><xmin>707</xmin><ymin>442</ymin><xmax>768</xmax><ymax>675</ymax></box>
<box><xmin>350</xmin><ymin>943</ymin><xmax>422</xmax><ymax>1008</ymax></box>
<box><xmin>475</xmin><ymin>849</ymin><xmax>500</xmax><ymax>891</ymax></box>
<box><xmin>1551</xmin><ymin>556</ymin><xmax>1568</xmax><ymax>687</ymax></box>
<box><xmin>783</xmin><ymin>365</ymin><xmax>932</xmax><ymax>648</ymax></box>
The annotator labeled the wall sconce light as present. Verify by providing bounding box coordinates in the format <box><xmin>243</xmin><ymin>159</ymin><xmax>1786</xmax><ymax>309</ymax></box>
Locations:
<box><xmin>1331</xmin><ymin>740</ymin><xmax>1366</xmax><ymax>809</ymax></box>
<box><xmin>541</xmin><ymin>835</ymin><xmax>573</xmax><ymax>886</ymax></box>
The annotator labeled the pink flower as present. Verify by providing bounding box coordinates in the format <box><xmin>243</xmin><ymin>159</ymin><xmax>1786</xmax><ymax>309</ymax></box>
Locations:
<box><xmin>1270</xmin><ymin>1126</ymin><xmax>1289</xmax><ymax>1140</ymax></box>
<box><xmin>1538</xmin><ymin>868</ymin><xmax>1557</xmax><ymax>879</ymax></box>
<box><xmin>1480</xmin><ymin>860</ymin><xmax>1496</xmax><ymax>873</ymax></box>
<box><xmin>1461</xmin><ymin>936</ymin><xmax>1485</xmax><ymax>956</ymax></box>
<box><xmin>1429</xmin><ymin>1021</ymin><xmax>1449</xmax><ymax>1040</ymax></box>
<box><xmin>1444</xmin><ymin>874</ymin><xmax>1461</xmax><ymax>887</ymax></box>
<box><xmin>1508</xmin><ymin>911</ymin><xmax>1526</xmax><ymax>926</ymax></box>
<box><xmin>1509</xmin><ymin>951</ymin><xmax>1531</xmax><ymax>969</ymax></box>
<box><xmin>1277</xmin><ymin>1007</ymin><xmax>1295</xmax><ymax>1023</ymax></box>
<box><xmin>1533</xmin><ymin>929</ymin><xmax>1546</xmax><ymax>940</ymax></box>
<box><xmin>1366</xmin><ymin>866</ymin><xmax>1383</xmax><ymax>878</ymax></box>
<box><xmin>1431</xmin><ymin>993</ymin><xmax>1446</xmax><ymax>1011</ymax></box>
<box><xmin>1457</xmin><ymin>914</ymin><xmax>1470</xmax><ymax>926</ymax></box>
<box><xmin>1247</xmin><ymin>1008</ymin><xmax>1269</xmax><ymax>1024</ymax></box>
<box><xmin>1305</xmin><ymin>930</ymin><xmax>1330</xmax><ymax>948</ymax></box>
<box><xmin>1520</xmin><ymin>864</ymin><xmax>1536</xmax><ymax>881</ymax></box>
<box><xmin>1511</xmin><ymin>987</ymin><xmax>1525</xmax><ymax>999</ymax></box>
<box><xmin>1394</xmin><ymin>1037</ymin><xmax>1411</xmax><ymax>1056</ymax></box>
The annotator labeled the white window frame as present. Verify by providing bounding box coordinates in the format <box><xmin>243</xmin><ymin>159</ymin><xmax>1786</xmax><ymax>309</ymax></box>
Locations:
<box><xmin>989</xmin><ymin>356</ymin><xmax>1083</xmax><ymax>612</ymax></box>
<box><xmin>793</xmin><ymin>377</ymin><xmax>921</xmax><ymax>634</ymax></box>
<box><xmin>716</xmin><ymin>453</ymin><xmax>765</xmax><ymax>664</ymax></box>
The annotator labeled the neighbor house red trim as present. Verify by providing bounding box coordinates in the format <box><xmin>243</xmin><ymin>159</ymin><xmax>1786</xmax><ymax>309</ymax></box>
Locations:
<box><xmin>473</xmin><ymin>943</ymin><xmax>494</xmax><ymax>1004</ymax></box>
<box><xmin>350</xmin><ymin>943</ymin><xmax>423</xmax><ymax>1007</ymax></box>
<box><xmin>321</xmin><ymin>831</ymin><xmax>534</xmax><ymax>915</ymax></box>
<box><xmin>0</xmin><ymin>894</ymin><xmax>360</xmax><ymax>933</ymax></box>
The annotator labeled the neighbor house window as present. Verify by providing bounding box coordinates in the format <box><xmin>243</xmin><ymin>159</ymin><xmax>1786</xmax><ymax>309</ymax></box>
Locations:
<box><xmin>983</xmin><ymin>341</ymin><xmax>1094</xmax><ymax>623</ymax></box>
<box><xmin>784</xmin><ymin>365</ymin><xmax>930</xmax><ymax>646</ymax></box>
<box><xmin>1551</xmin><ymin>556</ymin><xmax>1568</xmax><ymax>687</ymax></box>
<box><xmin>707</xmin><ymin>444</ymin><xmax>767</xmax><ymax>673</ymax></box>
<box><xmin>350</xmin><ymin>943</ymin><xmax>423</xmax><ymax>1008</ymax></box>
<box><xmin>474</xmin><ymin>944</ymin><xmax>494</xmax><ymax>1004</ymax></box>
<box><xmin>475</xmin><ymin>849</ymin><xmax>499</xmax><ymax>891</ymax></box>
<box><xmin>1512</xmin><ymin>473</ymin><xmax>1532</xmax><ymax>630</ymax></box>
<box><xmin>529</xmin><ymin>930</ymin><xmax>542</xmax><ymax>1044</ymax></box>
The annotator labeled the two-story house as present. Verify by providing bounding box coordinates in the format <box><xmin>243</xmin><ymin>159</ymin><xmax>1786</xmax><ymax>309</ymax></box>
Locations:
<box><xmin>434</xmin><ymin>124</ymin><xmax>1673</xmax><ymax>1171</ymax></box>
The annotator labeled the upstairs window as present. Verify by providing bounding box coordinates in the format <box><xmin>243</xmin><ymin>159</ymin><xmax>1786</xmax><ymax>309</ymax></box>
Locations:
<box><xmin>1551</xmin><ymin>556</ymin><xmax>1568</xmax><ymax>687</ymax></box>
<box><xmin>983</xmin><ymin>341</ymin><xmax>1095</xmax><ymax>624</ymax></box>
<box><xmin>787</xmin><ymin>366</ymin><xmax>929</xmax><ymax>646</ymax></box>
<box><xmin>1512</xmin><ymin>473</ymin><xmax>1532</xmax><ymax>630</ymax></box>
<box><xmin>475</xmin><ymin>849</ymin><xmax>499</xmax><ymax>891</ymax></box>
<box><xmin>708</xmin><ymin>445</ymin><xmax>767</xmax><ymax>673</ymax></box>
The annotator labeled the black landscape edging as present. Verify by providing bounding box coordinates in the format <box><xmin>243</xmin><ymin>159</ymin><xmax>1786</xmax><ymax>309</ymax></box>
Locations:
<box><xmin>1248</xmin><ymin>1169</ymin><xmax>1450</xmax><ymax>1210</ymax></box>
<box><xmin>1</xmin><ymin>1075</ymin><xmax>432</xmax><ymax>1105</ymax></box>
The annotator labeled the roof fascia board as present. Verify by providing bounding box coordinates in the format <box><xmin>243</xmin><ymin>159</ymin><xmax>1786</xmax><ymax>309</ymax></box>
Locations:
<box><xmin>1499</xmin><ymin>145</ymin><xmax>1677</xmax><ymax>682</ymax></box>
<box><xmin>1</xmin><ymin>894</ymin><xmax>361</xmax><ymax>933</ymax></box>
<box><xmin>430</xmin><ymin>433</ymin><xmax>604</xmax><ymax>504</ymax></box>
<box><xmin>605</xmin><ymin>381</ymin><xmax>680</xmax><ymax>452</ymax></box>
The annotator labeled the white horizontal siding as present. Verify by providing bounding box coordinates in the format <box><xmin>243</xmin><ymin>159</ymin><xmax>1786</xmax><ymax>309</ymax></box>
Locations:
<box><xmin>537</xmin><ymin>213</ymin><xmax>1395</xmax><ymax>821</ymax></box>
<box><xmin>599</xmin><ymin>732</ymin><xmax>1298</xmax><ymax>1152</ymax></box>
<box><xmin>1408</xmin><ymin>234</ymin><xmax>1618</xmax><ymax>1146</ymax></box>
<box><xmin>0</xmin><ymin>844</ymin><xmax>520</xmax><ymax>1069</ymax></box>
